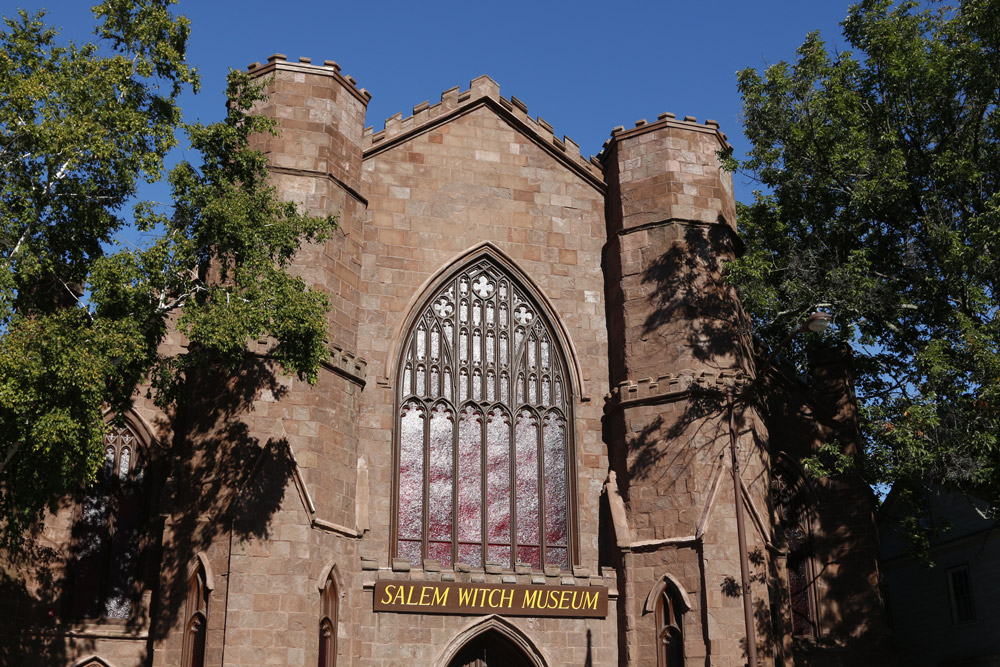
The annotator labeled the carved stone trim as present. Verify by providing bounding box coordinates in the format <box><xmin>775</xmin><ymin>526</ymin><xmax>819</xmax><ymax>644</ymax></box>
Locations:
<box><xmin>603</xmin><ymin>370</ymin><xmax>747</xmax><ymax>415</ymax></box>
<box><xmin>630</xmin><ymin>535</ymin><xmax>699</xmax><ymax>551</ymax></box>
<box><xmin>602</xmin><ymin>471</ymin><xmax>632</xmax><ymax>549</ymax></box>
<box><xmin>598</xmin><ymin>113</ymin><xmax>731</xmax><ymax>160</ymax></box>
<box><xmin>741</xmin><ymin>477</ymin><xmax>773</xmax><ymax>545</ymax></box>
<box><xmin>282</xmin><ymin>440</ymin><xmax>364</xmax><ymax>539</ymax></box>
<box><xmin>697</xmin><ymin>454</ymin><xmax>728</xmax><ymax>539</ymax></box>
<box><xmin>312</xmin><ymin>518</ymin><xmax>361</xmax><ymax>538</ymax></box>
<box><xmin>247</xmin><ymin>56</ymin><xmax>371</xmax><ymax>105</ymax></box>
<box><xmin>325</xmin><ymin>345</ymin><xmax>367</xmax><ymax>387</ymax></box>
<box><xmin>364</xmin><ymin>96</ymin><xmax>605</xmax><ymax>193</ymax></box>
<box><xmin>612</xmin><ymin>216</ymin><xmax>744</xmax><ymax>254</ymax></box>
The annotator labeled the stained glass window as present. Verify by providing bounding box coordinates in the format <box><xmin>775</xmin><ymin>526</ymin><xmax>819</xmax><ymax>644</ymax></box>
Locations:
<box><xmin>70</xmin><ymin>421</ymin><xmax>144</xmax><ymax>619</ymax></box>
<box><xmin>395</xmin><ymin>258</ymin><xmax>572</xmax><ymax>570</ymax></box>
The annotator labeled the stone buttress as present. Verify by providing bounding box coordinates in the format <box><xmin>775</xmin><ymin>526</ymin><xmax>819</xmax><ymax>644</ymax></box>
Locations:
<box><xmin>601</xmin><ymin>115</ymin><xmax>773</xmax><ymax>667</ymax></box>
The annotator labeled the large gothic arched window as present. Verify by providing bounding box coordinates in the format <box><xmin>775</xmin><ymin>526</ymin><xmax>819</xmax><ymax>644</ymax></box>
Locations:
<box><xmin>394</xmin><ymin>257</ymin><xmax>573</xmax><ymax>571</ymax></box>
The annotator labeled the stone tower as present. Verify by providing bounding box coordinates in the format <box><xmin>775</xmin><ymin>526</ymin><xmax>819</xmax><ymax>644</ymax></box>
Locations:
<box><xmin>601</xmin><ymin>115</ymin><xmax>771</xmax><ymax>665</ymax></box>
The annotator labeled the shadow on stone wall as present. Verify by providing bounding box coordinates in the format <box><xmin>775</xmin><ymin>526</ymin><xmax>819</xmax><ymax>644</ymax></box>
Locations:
<box><xmin>640</xmin><ymin>223</ymin><xmax>747</xmax><ymax>368</ymax></box>
<box><xmin>0</xmin><ymin>353</ymin><xmax>295</xmax><ymax>665</ymax></box>
<box><xmin>0</xmin><ymin>538</ymin><xmax>70</xmax><ymax>665</ymax></box>
<box><xmin>148</xmin><ymin>355</ymin><xmax>296</xmax><ymax>660</ymax></box>
<box><xmin>604</xmin><ymin>221</ymin><xmax>891</xmax><ymax>665</ymax></box>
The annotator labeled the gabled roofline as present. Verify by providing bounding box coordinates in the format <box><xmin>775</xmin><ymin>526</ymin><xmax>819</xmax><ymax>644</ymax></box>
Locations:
<box><xmin>362</xmin><ymin>76</ymin><xmax>606</xmax><ymax>193</ymax></box>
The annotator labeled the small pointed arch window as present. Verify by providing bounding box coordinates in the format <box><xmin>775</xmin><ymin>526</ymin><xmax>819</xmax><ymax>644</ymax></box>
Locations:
<box><xmin>319</xmin><ymin>570</ymin><xmax>339</xmax><ymax>667</ymax></box>
<box><xmin>182</xmin><ymin>562</ymin><xmax>209</xmax><ymax>667</ymax></box>
<box><xmin>394</xmin><ymin>257</ymin><xmax>574</xmax><ymax>571</ymax></box>
<box><xmin>645</xmin><ymin>575</ymin><xmax>690</xmax><ymax>667</ymax></box>
<box><xmin>657</xmin><ymin>584</ymin><xmax>685</xmax><ymax>666</ymax></box>
<box><xmin>70</xmin><ymin>420</ymin><xmax>145</xmax><ymax>619</ymax></box>
<box><xmin>772</xmin><ymin>465</ymin><xmax>819</xmax><ymax>637</ymax></box>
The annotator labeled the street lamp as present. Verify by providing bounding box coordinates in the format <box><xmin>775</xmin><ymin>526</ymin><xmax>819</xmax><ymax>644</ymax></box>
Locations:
<box><xmin>729</xmin><ymin>312</ymin><xmax>831</xmax><ymax>667</ymax></box>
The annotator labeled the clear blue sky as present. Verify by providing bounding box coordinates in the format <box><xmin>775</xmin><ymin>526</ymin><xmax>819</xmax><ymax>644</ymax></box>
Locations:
<box><xmin>13</xmin><ymin>0</ymin><xmax>854</xmax><ymax>206</ymax></box>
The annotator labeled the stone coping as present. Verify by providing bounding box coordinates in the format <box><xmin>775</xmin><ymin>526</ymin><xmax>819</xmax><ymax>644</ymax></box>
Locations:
<box><xmin>359</xmin><ymin>559</ymin><xmax>616</xmax><ymax>595</ymax></box>
<box><xmin>597</xmin><ymin>112</ymin><xmax>732</xmax><ymax>163</ymax></box>
<box><xmin>246</xmin><ymin>54</ymin><xmax>371</xmax><ymax>106</ymax></box>
<box><xmin>361</xmin><ymin>75</ymin><xmax>605</xmax><ymax>192</ymax></box>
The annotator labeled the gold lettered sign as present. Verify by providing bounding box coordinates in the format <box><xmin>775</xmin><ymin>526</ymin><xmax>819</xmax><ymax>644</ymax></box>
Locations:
<box><xmin>373</xmin><ymin>580</ymin><xmax>608</xmax><ymax>618</ymax></box>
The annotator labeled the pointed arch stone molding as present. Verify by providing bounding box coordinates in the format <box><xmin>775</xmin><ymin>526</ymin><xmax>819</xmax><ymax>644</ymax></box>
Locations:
<box><xmin>643</xmin><ymin>573</ymin><xmax>693</xmax><ymax>615</ymax></box>
<box><xmin>434</xmin><ymin>614</ymin><xmax>549</xmax><ymax>667</ymax></box>
<box><xmin>69</xmin><ymin>656</ymin><xmax>119</xmax><ymax>667</ymax></box>
<box><xmin>382</xmin><ymin>241</ymin><xmax>587</xmax><ymax>402</ymax></box>
<box><xmin>101</xmin><ymin>407</ymin><xmax>161</xmax><ymax>450</ymax></box>
<box><xmin>316</xmin><ymin>561</ymin><xmax>345</xmax><ymax>597</ymax></box>
<box><xmin>190</xmin><ymin>551</ymin><xmax>216</xmax><ymax>592</ymax></box>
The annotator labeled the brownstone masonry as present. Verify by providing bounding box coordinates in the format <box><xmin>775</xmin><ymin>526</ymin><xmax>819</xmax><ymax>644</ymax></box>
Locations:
<box><xmin>0</xmin><ymin>55</ymin><xmax>895</xmax><ymax>667</ymax></box>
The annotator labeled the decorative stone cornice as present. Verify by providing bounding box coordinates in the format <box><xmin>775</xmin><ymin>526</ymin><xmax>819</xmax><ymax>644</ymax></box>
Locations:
<box><xmin>612</xmin><ymin>216</ymin><xmax>745</xmax><ymax>256</ymax></box>
<box><xmin>359</xmin><ymin>564</ymin><xmax>615</xmax><ymax>593</ymax></box>
<box><xmin>597</xmin><ymin>111</ymin><xmax>732</xmax><ymax>163</ymax></box>
<box><xmin>603</xmin><ymin>369</ymin><xmax>749</xmax><ymax>415</ymax></box>
<box><xmin>266</xmin><ymin>164</ymin><xmax>368</xmax><ymax>207</ymax></box>
<box><xmin>325</xmin><ymin>344</ymin><xmax>367</xmax><ymax>387</ymax></box>
<box><xmin>249</xmin><ymin>339</ymin><xmax>367</xmax><ymax>387</ymax></box>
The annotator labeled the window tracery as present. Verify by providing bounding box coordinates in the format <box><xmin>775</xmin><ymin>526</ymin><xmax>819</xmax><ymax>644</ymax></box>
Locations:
<box><xmin>395</xmin><ymin>258</ymin><xmax>572</xmax><ymax>570</ymax></box>
<box><xmin>656</xmin><ymin>585</ymin><xmax>685</xmax><ymax>666</ymax></box>
<box><xmin>70</xmin><ymin>421</ymin><xmax>144</xmax><ymax>619</ymax></box>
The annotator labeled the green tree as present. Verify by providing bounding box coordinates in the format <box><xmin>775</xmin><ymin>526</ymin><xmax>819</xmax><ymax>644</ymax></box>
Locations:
<box><xmin>728</xmin><ymin>0</ymin><xmax>1000</xmax><ymax>526</ymax></box>
<box><xmin>0</xmin><ymin>1</ymin><xmax>336</xmax><ymax>550</ymax></box>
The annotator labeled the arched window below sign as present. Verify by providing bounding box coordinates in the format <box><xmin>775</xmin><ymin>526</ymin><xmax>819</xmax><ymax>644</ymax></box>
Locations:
<box><xmin>393</xmin><ymin>255</ymin><xmax>575</xmax><ymax>571</ymax></box>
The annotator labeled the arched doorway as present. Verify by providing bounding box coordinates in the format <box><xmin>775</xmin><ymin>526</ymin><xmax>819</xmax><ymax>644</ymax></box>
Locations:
<box><xmin>448</xmin><ymin>630</ymin><xmax>536</xmax><ymax>667</ymax></box>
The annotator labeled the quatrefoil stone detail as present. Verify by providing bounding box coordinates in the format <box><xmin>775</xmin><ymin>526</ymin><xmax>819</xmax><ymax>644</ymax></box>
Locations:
<box><xmin>433</xmin><ymin>297</ymin><xmax>454</xmax><ymax>318</ymax></box>
<box><xmin>472</xmin><ymin>275</ymin><xmax>495</xmax><ymax>298</ymax></box>
<box><xmin>514</xmin><ymin>305</ymin><xmax>534</xmax><ymax>325</ymax></box>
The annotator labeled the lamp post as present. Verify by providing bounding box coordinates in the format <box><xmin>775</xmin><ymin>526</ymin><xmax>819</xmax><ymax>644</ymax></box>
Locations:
<box><xmin>729</xmin><ymin>312</ymin><xmax>831</xmax><ymax>667</ymax></box>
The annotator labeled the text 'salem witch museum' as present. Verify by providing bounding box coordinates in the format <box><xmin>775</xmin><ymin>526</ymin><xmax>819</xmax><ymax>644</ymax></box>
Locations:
<box><xmin>5</xmin><ymin>55</ymin><xmax>898</xmax><ymax>666</ymax></box>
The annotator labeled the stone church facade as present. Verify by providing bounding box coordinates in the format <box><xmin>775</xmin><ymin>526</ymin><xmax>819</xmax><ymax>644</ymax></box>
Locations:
<box><xmin>2</xmin><ymin>55</ymin><xmax>894</xmax><ymax>666</ymax></box>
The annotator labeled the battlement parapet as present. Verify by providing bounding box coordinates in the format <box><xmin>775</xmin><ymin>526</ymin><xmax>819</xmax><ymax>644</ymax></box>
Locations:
<box><xmin>603</xmin><ymin>369</ymin><xmax>749</xmax><ymax>414</ymax></box>
<box><xmin>597</xmin><ymin>112</ymin><xmax>730</xmax><ymax>163</ymax></box>
<box><xmin>246</xmin><ymin>53</ymin><xmax>372</xmax><ymax>106</ymax></box>
<box><xmin>362</xmin><ymin>75</ymin><xmax>602</xmax><ymax>184</ymax></box>
<box><xmin>328</xmin><ymin>344</ymin><xmax>368</xmax><ymax>386</ymax></box>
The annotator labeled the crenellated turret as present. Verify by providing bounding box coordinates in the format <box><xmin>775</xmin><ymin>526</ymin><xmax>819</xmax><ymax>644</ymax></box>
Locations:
<box><xmin>601</xmin><ymin>115</ymin><xmax>769</xmax><ymax>667</ymax></box>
